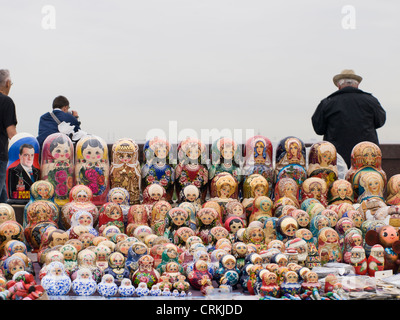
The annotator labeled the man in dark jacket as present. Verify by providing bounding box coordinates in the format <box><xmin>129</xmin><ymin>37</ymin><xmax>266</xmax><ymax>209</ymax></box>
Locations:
<box><xmin>311</xmin><ymin>69</ymin><xmax>386</xmax><ymax>168</ymax></box>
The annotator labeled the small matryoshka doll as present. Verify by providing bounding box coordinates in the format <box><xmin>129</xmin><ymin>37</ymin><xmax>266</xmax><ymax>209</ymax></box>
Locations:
<box><xmin>40</xmin><ymin>132</ymin><xmax>75</xmax><ymax>206</ymax></box>
<box><xmin>175</xmin><ymin>137</ymin><xmax>209</xmax><ymax>202</ymax></box>
<box><xmin>259</xmin><ymin>270</ymin><xmax>280</xmax><ymax>298</ymax></box>
<box><xmin>126</xmin><ymin>204</ymin><xmax>150</xmax><ymax>237</ymax></box>
<box><xmin>179</xmin><ymin>184</ymin><xmax>202</xmax><ymax>212</ymax></box>
<box><xmin>243</xmin><ymin>135</ymin><xmax>274</xmax><ymax>197</ymax></box>
<box><xmin>273</xmin><ymin>177</ymin><xmax>300</xmax><ymax>209</ymax></box>
<box><xmin>215</xmin><ymin>254</ymin><xmax>240</xmax><ymax>287</ymax></box>
<box><xmin>301</xmin><ymin>177</ymin><xmax>328</xmax><ymax>207</ymax></box>
<box><xmin>6</xmin><ymin>132</ymin><xmax>41</xmax><ymax>204</ymax></box>
<box><xmin>187</xmin><ymin>259</ymin><xmax>213</xmax><ymax>291</ymax></box>
<box><xmin>209</xmin><ymin>137</ymin><xmax>242</xmax><ymax>183</ymax></box>
<box><xmin>195</xmin><ymin>208</ymin><xmax>219</xmax><ymax>245</ymax></box>
<box><xmin>318</xmin><ymin>227</ymin><xmax>342</xmax><ymax>264</ymax></box>
<box><xmin>131</xmin><ymin>254</ymin><xmax>160</xmax><ymax>289</ymax></box>
<box><xmin>61</xmin><ymin>184</ymin><xmax>99</xmax><ymax>230</ymax></box>
<box><xmin>300</xmin><ymin>270</ymin><xmax>321</xmax><ymax>293</ymax></box>
<box><xmin>243</xmin><ymin>224</ymin><xmax>267</xmax><ymax>252</ymax></box>
<box><xmin>164</xmin><ymin>207</ymin><xmax>189</xmax><ymax>242</ymax></box>
<box><xmin>328</xmin><ymin>179</ymin><xmax>354</xmax><ymax>205</ymax></box>
<box><xmin>68</xmin><ymin>210</ymin><xmax>98</xmax><ymax>237</ymax></box>
<box><xmin>173</xmin><ymin>227</ymin><xmax>195</xmax><ymax>249</ymax></box>
<box><xmin>110</xmin><ymin>139</ymin><xmax>141</xmax><ymax>206</ymax></box>
<box><xmin>249</xmin><ymin>196</ymin><xmax>273</xmax><ymax>224</ymax></box>
<box><xmin>357</xmin><ymin>171</ymin><xmax>385</xmax><ymax>204</ymax></box>
<box><xmin>276</xmin><ymin>216</ymin><xmax>298</xmax><ymax>243</ymax></box>
<box><xmin>37</xmin><ymin>228</ymin><xmax>69</xmax><ymax>265</ymax></box>
<box><xmin>150</xmin><ymin>201</ymin><xmax>171</xmax><ymax>236</ymax></box>
<box><xmin>98</xmin><ymin>202</ymin><xmax>125</xmax><ymax>234</ymax></box>
<box><xmin>386</xmin><ymin>174</ymin><xmax>400</xmax><ymax>206</ymax></box>
<box><xmin>274</xmin><ymin>136</ymin><xmax>306</xmax><ymax>180</ymax></box>
<box><xmin>0</xmin><ymin>221</ymin><xmax>24</xmax><ymax>258</ymax></box>
<box><xmin>345</xmin><ymin>141</ymin><xmax>387</xmax><ymax>200</ymax></box>
<box><xmin>103</xmin><ymin>251</ymin><xmax>130</xmax><ymax>286</ymax></box>
<box><xmin>243</xmin><ymin>174</ymin><xmax>269</xmax><ymax>201</ymax></box>
<box><xmin>179</xmin><ymin>202</ymin><xmax>197</xmax><ymax>231</ymax></box>
<box><xmin>0</xmin><ymin>203</ymin><xmax>16</xmax><ymax>226</ymax></box>
<box><xmin>106</xmin><ymin>187</ymin><xmax>131</xmax><ymax>225</ymax></box>
<box><xmin>142</xmin><ymin>183</ymin><xmax>167</xmax><ymax>213</ymax></box>
<box><xmin>224</xmin><ymin>217</ymin><xmax>245</xmax><ymax>242</ymax></box>
<box><xmin>141</xmin><ymin>137</ymin><xmax>175</xmax><ymax>202</ymax></box>
<box><xmin>60</xmin><ymin>243</ymin><xmax>78</xmax><ymax>273</ymax></box>
<box><xmin>75</xmin><ymin>135</ymin><xmax>110</xmax><ymax>206</ymax></box>
<box><xmin>307</xmin><ymin>141</ymin><xmax>338</xmax><ymax>188</ymax></box>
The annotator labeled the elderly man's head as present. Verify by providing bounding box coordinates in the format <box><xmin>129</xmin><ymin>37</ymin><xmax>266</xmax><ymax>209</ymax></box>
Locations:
<box><xmin>0</xmin><ymin>69</ymin><xmax>12</xmax><ymax>95</ymax></box>
<box><xmin>337</xmin><ymin>78</ymin><xmax>359</xmax><ymax>90</ymax></box>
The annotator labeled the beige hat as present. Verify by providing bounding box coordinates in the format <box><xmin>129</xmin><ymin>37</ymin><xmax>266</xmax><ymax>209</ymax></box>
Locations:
<box><xmin>333</xmin><ymin>69</ymin><xmax>363</xmax><ymax>86</ymax></box>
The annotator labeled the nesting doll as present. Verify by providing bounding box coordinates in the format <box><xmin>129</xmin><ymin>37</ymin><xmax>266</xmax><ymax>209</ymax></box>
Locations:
<box><xmin>300</xmin><ymin>270</ymin><xmax>321</xmax><ymax>293</ymax></box>
<box><xmin>209</xmin><ymin>172</ymin><xmax>239</xmax><ymax>217</ymax></box>
<box><xmin>75</xmin><ymin>135</ymin><xmax>110</xmax><ymax>206</ymax></box>
<box><xmin>386</xmin><ymin>174</ymin><xmax>400</xmax><ymax>206</ymax></box>
<box><xmin>126</xmin><ymin>204</ymin><xmax>150</xmax><ymax>237</ymax></box>
<box><xmin>118</xmin><ymin>278</ymin><xmax>136</xmax><ymax>297</ymax></box>
<box><xmin>72</xmin><ymin>268</ymin><xmax>97</xmax><ymax>296</ymax></box>
<box><xmin>131</xmin><ymin>254</ymin><xmax>160</xmax><ymax>289</ymax></box>
<box><xmin>141</xmin><ymin>137</ymin><xmax>175</xmax><ymax>202</ymax></box>
<box><xmin>106</xmin><ymin>187</ymin><xmax>131</xmax><ymax>225</ymax></box>
<box><xmin>142</xmin><ymin>183</ymin><xmax>167</xmax><ymax>214</ymax></box>
<box><xmin>307</xmin><ymin>141</ymin><xmax>338</xmax><ymax>187</ymax></box>
<box><xmin>357</xmin><ymin>171</ymin><xmax>385</xmax><ymax>204</ymax></box>
<box><xmin>280</xmin><ymin>270</ymin><xmax>301</xmax><ymax>296</ymax></box>
<box><xmin>243</xmin><ymin>224</ymin><xmax>267</xmax><ymax>252</ymax></box>
<box><xmin>249</xmin><ymin>196</ymin><xmax>273</xmax><ymax>224</ymax></box>
<box><xmin>276</xmin><ymin>216</ymin><xmax>299</xmax><ymax>243</ymax></box>
<box><xmin>6</xmin><ymin>132</ymin><xmax>40</xmax><ymax>204</ymax></box>
<box><xmin>40</xmin><ymin>261</ymin><xmax>71</xmax><ymax>296</ymax></box>
<box><xmin>0</xmin><ymin>203</ymin><xmax>16</xmax><ymax>226</ymax></box>
<box><xmin>179</xmin><ymin>202</ymin><xmax>197</xmax><ymax>231</ymax></box>
<box><xmin>179</xmin><ymin>184</ymin><xmax>202</xmax><ymax>213</ymax></box>
<box><xmin>164</xmin><ymin>207</ymin><xmax>189</xmax><ymax>242</ymax></box>
<box><xmin>259</xmin><ymin>270</ymin><xmax>280</xmax><ymax>298</ymax></box>
<box><xmin>175</xmin><ymin>137</ymin><xmax>209</xmax><ymax>202</ymax></box>
<box><xmin>345</xmin><ymin>141</ymin><xmax>387</xmax><ymax>200</ymax></box>
<box><xmin>318</xmin><ymin>227</ymin><xmax>342</xmax><ymax>264</ymax></box>
<box><xmin>40</xmin><ymin>133</ymin><xmax>75</xmax><ymax>206</ymax></box>
<box><xmin>242</xmin><ymin>174</ymin><xmax>269</xmax><ymax>201</ymax></box>
<box><xmin>0</xmin><ymin>221</ymin><xmax>24</xmax><ymax>259</ymax></box>
<box><xmin>68</xmin><ymin>210</ymin><xmax>98</xmax><ymax>237</ymax></box>
<box><xmin>125</xmin><ymin>242</ymin><xmax>149</xmax><ymax>274</ymax></box>
<box><xmin>103</xmin><ymin>251</ymin><xmax>130</xmax><ymax>286</ymax></box>
<box><xmin>109</xmin><ymin>138</ymin><xmax>141</xmax><ymax>205</ymax></box>
<box><xmin>328</xmin><ymin>179</ymin><xmax>354</xmax><ymax>205</ymax></box>
<box><xmin>187</xmin><ymin>259</ymin><xmax>213</xmax><ymax>291</ymax></box>
<box><xmin>93</xmin><ymin>244</ymin><xmax>111</xmax><ymax>272</ymax></box>
<box><xmin>196</xmin><ymin>208</ymin><xmax>219</xmax><ymax>245</ymax></box>
<box><xmin>98</xmin><ymin>202</ymin><xmax>124</xmax><ymax>234</ymax></box>
<box><xmin>301</xmin><ymin>177</ymin><xmax>328</xmax><ymax>207</ymax></box>
<box><xmin>274</xmin><ymin>136</ymin><xmax>306</xmax><ymax>185</ymax></box>
<box><xmin>243</xmin><ymin>135</ymin><xmax>274</xmax><ymax>197</ymax></box>
<box><xmin>97</xmin><ymin>274</ymin><xmax>118</xmax><ymax>297</ymax></box>
<box><xmin>273</xmin><ymin>177</ymin><xmax>300</xmax><ymax>208</ymax></box>
<box><xmin>173</xmin><ymin>227</ymin><xmax>195</xmax><ymax>249</ymax></box>
<box><xmin>37</xmin><ymin>228</ymin><xmax>69</xmax><ymax>265</ymax></box>
<box><xmin>60</xmin><ymin>243</ymin><xmax>78</xmax><ymax>273</ymax></box>
<box><xmin>61</xmin><ymin>184</ymin><xmax>99</xmax><ymax>229</ymax></box>
<box><xmin>215</xmin><ymin>254</ymin><xmax>240</xmax><ymax>287</ymax></box>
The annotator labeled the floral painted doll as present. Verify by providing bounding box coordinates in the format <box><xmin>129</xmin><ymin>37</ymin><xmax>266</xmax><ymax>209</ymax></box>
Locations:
<box><xmin>307</xmin><ymin>141</ymin><xmax>338</xmax><ymax>188</ymax></box>
<box><xmin>98</xmin><ymin>202</ymin><xmax>125</xmax><ymax>234</ymax></box>
<box><xmin>215</xmin><ymin>254</ymin><xmax>240</xmax><ymax>287</ymax></box>
<box><xmin>125</xmin><ymin>242</ymin><xmax>149</xmax><ymax>274</ymax></box>
<box><xmin>173</xmin><ymin>227</ymin><xmax>195</xmax><ymax>249</ymax></box>
<box><xmin>106</xmin><ymin>187</ymin><xmax>131</xmax><ymax>225</ymax></box>
<box><xmin>187</xmin><ymin>259</ymin><xmax>213</xmax><ymax>291</ymax></box>
<box><xmin>249</xmin><ymin>196</ymin><xmax>273</xmax><ymax>224</ymax></box>
<box><xmin>243</xmin><ymin>225</ymin><xmax>267</xmax><ymax>252</ymax></box>
<box><xmin>131</xmin><ymin>254</ymin><xmax>160</xmax><ymax>289</ymax></box>
<box><xmin>164</xmin><ymin>207</ymin><xmax>190</xmax><ymax>242</ymax></box>
<box><xmin>126</xmin><ymin>204</ymin><xmax>150</xmax><ymax>237</ymax></box>
<box><xmin>273</xmin><ymin>177</ymin><xmax>300</xmax><ymax>208</ymax></box>
<box><xmin>41</xmin><ymin>133</ymin><xmax>75</xmax><ymax>206</ymax></box>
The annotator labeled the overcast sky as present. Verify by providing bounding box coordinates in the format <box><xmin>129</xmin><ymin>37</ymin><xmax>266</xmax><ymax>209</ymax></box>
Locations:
<box><xmin>2</xmin><ymin>0</ymin><xmax>399</xmax><ymax>146</ymax></box>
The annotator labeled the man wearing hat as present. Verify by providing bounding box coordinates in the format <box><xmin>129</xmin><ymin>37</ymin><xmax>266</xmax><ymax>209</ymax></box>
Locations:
<box><xmin>311</xmin><ymin>69</ymin><xmax>386</xmax><ymax>168</ymax></box>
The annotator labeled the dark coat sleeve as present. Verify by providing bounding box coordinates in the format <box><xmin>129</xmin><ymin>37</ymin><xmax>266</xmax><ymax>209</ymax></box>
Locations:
<box><xmin>371</xmin><ymin>96</ymin><xmax>386</xmax><ymax>129</ymax></box>
<box><xmin>311</xmin><ymin>99</ymin><xmax>328</xmax><ymax>135</ymax></box>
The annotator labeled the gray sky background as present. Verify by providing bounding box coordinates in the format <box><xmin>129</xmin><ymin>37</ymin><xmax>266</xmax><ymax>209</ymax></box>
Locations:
<box><xmin>2</xmin><ymin>0</ymin><xmax>399</xmax><ymax>146</ymax></box>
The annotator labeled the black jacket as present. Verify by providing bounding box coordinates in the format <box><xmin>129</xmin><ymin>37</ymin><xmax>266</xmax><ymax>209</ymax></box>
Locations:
<box><xmin>311</xmin><ymin>86</ymin><xmax>386</xmax><ymax>168</ymax></box>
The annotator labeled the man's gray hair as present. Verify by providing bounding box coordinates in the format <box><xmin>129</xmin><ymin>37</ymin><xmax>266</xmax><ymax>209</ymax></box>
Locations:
<box><xmin>0</xmin><ymin>69</ymin><xmax>11</xmax><ymax>87</ymax></box>
<box><xmin>337</xmin><ymin>78</ymin><xmax>359</xmax><ymax>87</ymax></box>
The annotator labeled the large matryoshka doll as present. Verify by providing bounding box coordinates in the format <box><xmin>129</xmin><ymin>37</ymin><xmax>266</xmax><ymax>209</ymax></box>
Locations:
<box><xmin>61</xmin><ymin>184</ymin><xmax>99</xmax><ymax>229</ymax></box>
<box><xmin>141</xmin><ymin>137</ymin><xmax>175</xmax><ymax>202</ymax></box>
<box><xmin>243</xmin><ymin>174</ymin><xmax>269</xmax><ymax>201</ymax></box>
<box><xmin>209</xmin><ymin>137</ymin><xmax>242</xmax><ymax>184</ymax></box>
<box><xmin>209</xmin><ymin>172</ymin><xmax>239</xmax><ymax>217</ymax></box>
<box><xmin>0</xmin><ymin>203</ymin><xmax>16</xmax><ymax>226</ymax></box>
<box><xmin>175</xmin><ymin>137</ymin><xmax>209</xmax><ymax>202</ymax></box>
<box><xmin>6</xmin><ymin>132</ymin><xmax>40</xmax><ymax>204</ymax></box>
<box><xmin>301</xmin><ymin>177</ymin><xmax>328</xmax><ymax>207</ymax></box>
<box><xmin>307</xmin><ymin>141</ymin><xmax>338</xmax><ymax>188</ymax></box>
<box><xmin>386</xmin><ymin>174</ymin><xmax>400</xmax><ymax>206</ymax></box>
<box><xmin>273</xmin><ymin>177</ymin><xmax>300</xmax><ymax>209</ymax></box>
<box><xmin>75</xmin><ymin>135</ymin><xmax>110</xmax><ymax>206</ymax></box>
<box><xmin>40</xmin><ymin>132</ymin><xmax>75</xmax><ymax>206</ymax></box>
<box><xmin>274</xmin><ymin>136</ymin><xmax>307</xmax><ymax>194</ymax></box>
<box><xmin>327</xmin><ymin>179</ymin><xmax>354</xmax><ymax>205</ymax></box>
<box><xmin>345</xmin><ymin>141</ymin><xmax>387</xmax><ymax>201</ymax></box>
<box><xmin>243</xmin><ymin>135</ymin><xmax>274</xmax><ymax>197</ymax></box>
<box><xmin>109</xmin><ymin>138</ymin><xmax>141</xmax><ymax>205</ymax></box>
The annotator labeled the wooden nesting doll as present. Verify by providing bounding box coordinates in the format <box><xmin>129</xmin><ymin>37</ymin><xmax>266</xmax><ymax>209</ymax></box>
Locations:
<box><xmin>242</xmin><ymin>135</ymin><xmax>274</xmax><ymax>197</ymax></box>
<box><xmin>328</xmin><ymin>179</ymin><xmax>354</xmax><ymax>205</ymax></box>
<box><xmin>141</xmin><ymin>137</ymin><xmax>175</xmax><ymax>202</ymax></box>
<box><xmin>386</xmin><ymin>174</ymin><xmax>400</xmax><ymax>206</ymax></box>
<box><xmin>6</xmin><ymin>132</ymin><xmax>40</xmax><ymax>204</ymax></box>
<box><xmin>150</xmin><ymin>200</ymin><xmax>172</xmax><ymax>237</ymax></box>
<box><xmin>110</xmin><ymin>138</ymin><xmax>141</xmax><ymax>205</ymax></box>
<box><xmin>210</xmin><ymin>171</ymin><xmax>238</xmax><ymax>201</ymax></box>
<box><xmin>98</xmin><ymin>202</ymin><xmax>125</xmax><ymax>234</ymax></box>
<box><xmin>317</xmin><ymin>227</ymin><xmax>342</xmax><ymax>264</ymax></box>
<box><xmin>126</xmin><ymin>204</ymin><xmax>150</xmax><ymax>237</ymax></box>
<box><xmin>345</xmin><ymin>141</ymin><xmax>387</xmax><ymax>200</ymax></box>
<box><xmin>209</xmin><ymin>137</ymin><xmax>242</xmax><ymax>183</ymax></box>
<box><xmin>274</xmin><ymin>136</ymin><xmax>307</xmax><ymax>187</ymax></box>
<box><xmin>249</xmin><ymin>196</ymin><xmax>273</xmax><ymax>224</ymax></box>
<box><xmin>301</xmin><ymin>177</ymin><xmax>328</xmax><ymax>207</ymax></box>
<box><xmin>357</xmin><ymin>171</ymin><xmax>385</xmax><ymax>204</ymax></box>
<box><xmin>75</xmin><ymin>135</ymin><xmax>110</xmax><ymax>206</ymax></box>
<box><xmin>175</xmin><ymin>137</ymin><xmax>209</xmax><ymax>202</ymax></box>
<box><xmin>242</xmin><ymin>173</ymin><xmax>269</xmax><ymax>200</ymax></box>
<box><xmin>0</xmin><ymin>203</ymin><xmax>16</xmax><ymax>226</ymax></box>
<box><xmin>196</xmin><ymin>207</ymin><xmax>219</xmax><ymax>245</ymax></box>
<box><xmin>0</xmin><ymin>221</ymin><xmax>24</xmax><ymax>259</ymax></box>
<box><xmin>61</xmin><ymin>184</ymin><xmax>99</xmax><ymax>229</ymax></box>
<box><xmin>307</xmin><ymin>141</ymin><xmax>338</xmax><ymax>188</ymax></box>
<box><xmin>273</xmin><ymin>177</ymin><xmax>300</xmax><ymax>209</ymax></box>
<box><xmin>40</xmin><ymin>132</ymin><xmax>75</xmax><ymax>206</ymax></box>
<box><xmin>106</xmin><ymin>187</ymin><xmax>131</xmax><ymax>225</ymax></box>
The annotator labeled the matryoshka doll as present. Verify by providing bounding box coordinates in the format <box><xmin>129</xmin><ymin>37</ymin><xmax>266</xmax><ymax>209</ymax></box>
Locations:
<box><xmin>61</xmin><ymin>184</ymin><xmax>99</xmax><ymax>230</ymax></box>
<box><xmin>6</xmin><ymin>132</ymin><xmax>40</xmax><ymax>204</ymax></box>
<box><xmin>274</xmin><ymin>136</ymin><xmax>307</xmax><ymax>188</ymax></box>
<box><xmin>75</xmin><ymin>135</ymin><xmax>110</xmax><ymax>206</ymax></box>
<box><xmin>173</xmin><ymin>227</ymin><xmax>195</xmax><ymax>250</ymax></box>
<box><xmin>242</xmin><ymin>174</ymin><xmax>270</xmax><ymax>214</ymax></box>
<box><xmin>243</xmin><ymin>224</ymin><xmax>267</xmax><ymax>252</ymax></box>
<box><xmin>209</xmin><ymin>172</ymin><xmax>239</xmax><ymax>216</ymax></box>
<box><xmin>106</xmin><ymin>187</ymin><xmax>131</xmax><ymax>225</ymax></box>
<box><xmin>273</xmin><ymin>177</ymin><xmax>300</xmax><ymax>209</ymax></box>
<box><xmin>243</xmin><ymin>135</ymin><xmax>274</xmax><ymax>197</ymax></box>
<box><xmin>98</xmin><ymin>202</ymin><xmax>124</xmax><ymax>234</ymax></box>
<box><xmin>179</xmin><ymin>202</ymin><xmax>197</xmax><ymax>231</ymax></box>
<box><xmin>110</xmin><ymin>138</ymin><xmax>141</xmax><ymax>205</ymax></box>
<box><xmin>141</xmin><ymin>137</ymin><xmax>175</xmax><ymax>202</ymax></box>
<box><xmin>249</xmin><ymin>196</ymin><xmax>273</xmax><ymax>224</ymax></box>
<box><xmin>307</xmin><ymin>141</ymin><xmax>338</xmax><ymax>188</ymax></box>
<box><xmin>386</xmin><ymin>174</ymin><xmax>400</xmax><ymax>206</ymax></box>
<box><xmin>40</xmin><ymin>132</ymin><xmax>75</xmax><ymax>206</ymax></box>
<box><xmin>68</xmin><ymin>210</ymin><xmax>98</xmax><ymax>237</ymax></box>
<box><xmin>215</xmin><ymin>254</ymin><xmax>240</xmax><ymax>287</ymax></box>
<box><xmin>0</xmin><ymin>203</ymin><xmax>16</xmax><ymax>226</ymax></box>
<box><xmin>300</xmin><ymin>270</ymin><xmax>321</xmax><ymax>293</ymax></box>
<box><xmin>195</xmin><ymin>208</ymin><xmax>219</xmax><ymax>245</ymax></box>
<box><xmin>276</xmin><ymin>216</ymin><xmax>298</xmax><ymax>243</ymax></box>
<box><xmin>131</xmin><ymin>254</ymin><xmax>160</xmax><ymax>289</ymax></box>
<box><xmin>224</xmin><ymin>200</ymin><xmax>246</xmax><ymax>226</ymax></box>
<box><xmin>103</xmin><ymin>251</ymin><xmax>130</xmax><ymax>286</ymax></box>
<box><xmin>345</xmin><ymin>141</ymin><xmax>387</xmax><ymax>200</ymax></box>
<box><xmin>328</xmin><ymin>179</ymin><xmax>354</xmax><ymax>205</ymax></box>
<box><xmin>40</xmin><ymin>261</ymin><xmax>72</xmax><ymax>296</ymax></box>
<box><xmin>71</xmin><ymin>268</ymin><xmax>97</xmax><ymax>296</ymax></box>
<box><xmin>164</xmin><ymin>207</ymin><xmax>189</xmax><ymax>243</ymax></box>
<box><xmin>187</xmin><ymin>259</ymin><xmax>213</xmax><ymax>291</ymax></box>
<box><xmin>175</xmin><ymin>137</ymin><xmax>209</xmax><ymax>202</ymax></box>
<box><xmin>97</xmin><ymin>274</ymin><xmax>118</xmax><ymax>297</ymax></box>
<box><xmin>259</xmin><ymin>270</ymin><xmax>280</xmax><ymax>298</ymax></box>
<box><xmin>0</xmin><ymin>221</ymin><xmax>24</xmax><ymax>258</ymax></box>
<box><xmin>142</xmin><ymin>183</ymin><xmax>167</xmax><ymax>214</ymax></box>
<box><xmin>126</xmin><ymin>204</ymin><xmax>150</xmax><ymax>237</ymax></box>
<box><xmin>357</xmin><ymin>171</ymin><xmax>385</xmax><ymax>204</ymax></box>
<box><xmin>301</xmin><ymin>177</ymin><xmax>328</xmax><ymax>207</ymax></box>
<box><xmin>125</xmin><ymin>242</ymin><xmax>149</xmax><ymax>274</ymax></box>
<box><xmin>318</xmin><ymin>227</ymin><xmax>342</xmax><ymax>265</ymax></box>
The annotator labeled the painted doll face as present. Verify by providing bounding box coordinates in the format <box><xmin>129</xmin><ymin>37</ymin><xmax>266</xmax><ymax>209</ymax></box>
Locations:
<box><xmin>220</xmin><ymin>184</ymin><xmax>231</xmax><ymax>197</ymax></box>
<box><xmin>118</xmin><ymin>152</ymin><xmax>133</xmax><ymax>164</ymax></box>
<box><xmin>221</xmin><ymin>144</ymin><xmax>234</xmax><ymax>161</ymax></box>
<box><xmin>229</xmin><ymin>221</ymin><xmax>243</xmax><ymax>234</ymax></box>
<box><xmin>297</xmin><ymin>212</ymin><xmax>310</xmax><ymax>227</ymax></box>
<box><xmin>337</xmin><ymin>184</ymin><xmax>349</xmax><ymax>198</ymax></box>
<box><xmin>35</xmin><ymin>204</ymin><xmax>49</xmax><ymax>221</ymax></box>
<box><xmin>200</xmin><ymin>213</ymin><xmax>214</xmax><ymax>225</ymax></box>
<box><xmin>224</xmin><ymin>259</ymin><xmax>236</xmax><ymax>270</ymax></box>
<box><xmin>155</xmin><ymin>146</ymin><xmax>168</xmax><ymax>159</ymax></box>
<box><xmin>284</xmin><ymin>182</ymin><xmax>296</xmax><ymax>197</ymax></box>
<box><xmin>78</xmin><ymin>213</ymin><xmax>92</xmax><ymax>226</ymax></box>
<box><xmin>0</xmin><ymin>208</ymin><xmax>10</xmax><ymax>223</ymax></box>
<box><xmin>306</xmin><ymin>272</ymin><xmax>318</xmax><ymax>283</ymax></box>
<box><xmin>260</xmin><ymin>200</ymin><xmax>272</xmax><ymax>212</ymax></box>
<box><xmin>10</xmin><ymin>262</ymin><xmax>24</xmax><ymax>275</ymax></box>
<box><xmin>172</xmin><ymin>214</ymin><xmax>186</xmax><ymax>226</ymax></box>
<box><xmin>185</xmin><ymin>192</ymin><xmax>197</xmax><ymax>202</ymax></box>
<box><xmin>51</xmin><ymin>142</ymin><xmax>70</xmax><ymax>161</ymax></box>
<box><xmin>196</xmin><ymin>260</ymin><xmax>208</xmax><ymax>272</ymax></box>
<box><xmin>111</xmin><ymin>192</ymin><xmax>125</xmax><ymax>204</ymax></box>
<box><xmin>320</xmin><ymin>151</ymin><xmax>332</xmax><ymax>166</ymax></box>
<box><xmin>51</xmin><ymin>231</ymin><xmax>69</xmax><ymax>246</ymax></box>
<box><xmin>289</xmin><ymin>142</ymin><xmax>299</xmax><ymax>157</ymax></box>
<box><xmin>368</xmin><ymin>177</ymin><xmax>381</xmax><ymax>194</ymax></box>
<box><xmin>82</xmin><ymin>146</ymin><xmax>104</xmax><ymax>163</ymax></box>
<box><xmin>325</xmin><ymin>230</ymin><xmax>338</xmax><ymax>243</ymax></box>
<box><xmin>284</xmin><ymin>225</ymin><xmax>296</xmax><ymax>237</ymax></box>
<box><xmin>111</xmin><ymin>253</ymin><xmax>124</xmax><ymax>266</ymax></box>
<box><xmin>19</xmin><ymin>147</ymin><xmax>34</xmax><ymax>167</ymax></box>
<box><xmin>151</xmin><ymin>190</ymin><xmax>162</xmax><ymax>201</ymax></box>
<box><xmin>232</xmin><ymin>205</ymin><xmax>243</xmax><ymax>216</ymax></box>
<box><xmin>380</xmin><ymin>226</ymin><xmax>399</xmax><ymax>246</ymax></box>
<box><xmin>76</xmin><ymin>190</ymin><xmax>89</xmax><ymax>202</ymax></box>
<box><xmin>249</xmin><ymin>228</ymin><xmax>264</xmax><ymax>242</ymax></box>
<box><xmin>235</xmin><ymin>243</ymin><xmax>247</xmax><ymax>255</ymax></box>
<box><xmin>37</xmin><ymin>184</ymin><xmax>50</xmax><ymax>198</ymax></box>
<box><xmin>254</xmin><ymin>185</ymin><xmax>266</xmax><ymax>197</ymax></box>
<box><xmin>198</xmin><ymin>251</ymin><xmax>209</xmax><ymax>262</ymax></box>
<box><xmin>109</xmin><ymin>208</ymin><xmax>122</xmax><ymax>220</ymax></box>
<box><xmin>80</xmin><ymin>270</ymin><xmax>90</xmax><ymax>279</ymax></box>
<box><xmin>255</xmin><ymin>141</ymin><xmax>265</xmax><ymax>157</ymax></box>
<box><xmin>362</xmin><ymin>147</ymin><xmax>377</xmax><ymax>166</ymax></box>
<box><xmin>186</xmin><ymin>146</ymin><xmax>200</xmax><ymax>161</ymax></box>
<box><xmin>167</xmin><ymin>262</ymin><xmax>179</xmax><ymax>272</ymax></box>
<box><xmin>310</xmin><ymin>183</ymin><xmax>322</xmax><ymax>199</ymax></box>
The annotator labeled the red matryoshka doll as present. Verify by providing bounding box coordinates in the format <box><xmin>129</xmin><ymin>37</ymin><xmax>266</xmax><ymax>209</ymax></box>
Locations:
<box><xmin>249</xmin><ymin>196</ymin><xmax>273</xmax><ymax>224</ymax></box>
<box><xmin>0</xmin><ymin>221</ymin><xmax>24</xmax><ymax>259</ymax></box>
<box><xmin>126</xmin><ymin>204</ymin><xmax>150</xmax><ymax>237</ymax></box>
<box><xmin>187</xmin><ymin>259</ymin><xmax>213</xmax><ymax>291</ymax></box>
<box><xmin>318</xmin><ymin>227</ymin><xmax>342</xmax><ymax>264</ymax></box>
<box><xmin>141</xmin><ymin>137</ymin><xmax>175</xmax><ymax>202</ymax></box>
<box><xmin>328</xmin><ymin>179</ymin><xmax>354</xmax><ymax>205</ymax></box>
<box><xmin>301</xmin><ymin>177</ymin><xmax>328</xmax><ymax>207</ymax></box>
<box><xmin>195</xmin><ymin>208</ymin><xmax>219</xmax><ymax>245</ymax></box>
<box><xmin>61</xmin><ymin>184</ymin><xmax>99</xmax><ymax>229</ymax></box>
<box><xmin>6</xmin><ymin>133</ymin><xmax>41</xmax><ymax>204</ymax></box>
<box><xmin>259</xmin><ymin>270</ymin><xmax>280</xmax><ymax>298</ymax></box>
<box><xmin>98</xmin><ymin>202</ymin><xmax>125</xmax><ymax>234</ymax></box>
<box><xmin>386</xmin><ymin>174</ymin><xmax>400</xmax><ymax>206</ymax></box>
<box><xmin>106</xmin><ymin>187</ymin><xmax>131</xmax><ymax>225</ymax></box>
<box><xmin>307</xmin><ymin>141</ymin><xmax>338</xmax><ymax>188</ymax></box>
<box><xmin>273</xmin><ymin>177</ymin><xmax>300</xmax><ymax>209</ymax></box>
<box><xmin>300</xmin><ymin>270</ymin><xmax>321</xmax><ymax>293</ymax></box>
<box><xmin>345</xmin><ymin>141</ymin><xmax>387</xmax><ymax>200</ymax></box>
<box><xmin>110</xmin><ymin>138</ymin><xmax>141</xmax><ymax>205</ymax></box>
<box><xmin>209</xmin><ymin>137</ymin><xmax>242</xmax><ymax>184</ymax></box>
<box><xmin>175</xmin><ymin>137</ymin><xmax>209</xmax><ymax>202</ymax></box>
<box><xmin>224</xmin><ymin>217</ymin><xmax>245</xmax><ymax>242</ymax></box>
<box><xmin>75</xmin><ymin>135</ymin><xmax>110</xmax><ymax>206</ymax></box>
<box><xmin>357</xmin><ymin>171</ymin><xmax>385</xmax><ymax>204</ymax></box>
<box><xmin>131</xmin><ymin>254</ymin><xmax>160</xmax><ymax>289</ymax></box>
<box><xmin>142</xmin><ymin>183</ymin><xmax>167</xmax><ymax>214</ymax></box>
<box><xmin>0</xmin><ymin>203</ymin><xmax>16</xmax><ymax>226</ymax></box>
<box><xmin>365</xmin><ymin>225</ymin><xmax>400</xmax><ymax>273</ymax></box>
<box><xmin>243</xmin><ymin>135</ymin><xmax>274</xmax><ymax>198</ymax></box>
<box><xmin>150</xmin><ymin>200</ymin><xmax>172</xmax><ymax>236</ymax></box>
<box><xmin>243</xmin><ymin>224</ymin><xmax>267</xmax><ymax>252</ymax></box>
<box><xmin>40</xmin><ymin>132</ymin><xmax>75</xmax><ymax>206</ymax></box>
<box><xmin>242</xmin><ymin>173</ymin><xmax>269</xmax><ymax>201</ymax></box>
<box><xmin>367</xmin><ymin>244</ymin><xmax>385</xmax><ymax>277</ymax></box>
